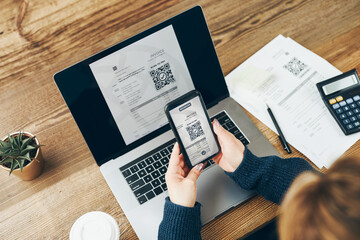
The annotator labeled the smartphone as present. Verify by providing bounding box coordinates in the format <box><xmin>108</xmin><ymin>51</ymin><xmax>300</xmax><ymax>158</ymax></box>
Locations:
<box><xmin>164</xmin><ymin>90</ymin><xmax>220</xmax><ymax>168</ymax></box>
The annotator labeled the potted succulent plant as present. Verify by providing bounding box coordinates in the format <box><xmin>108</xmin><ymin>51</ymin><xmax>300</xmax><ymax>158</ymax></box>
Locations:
<box><xmin>0</xmin><ymin>131</ymin><xmax>44</xmax><ymax>180</ymax></box>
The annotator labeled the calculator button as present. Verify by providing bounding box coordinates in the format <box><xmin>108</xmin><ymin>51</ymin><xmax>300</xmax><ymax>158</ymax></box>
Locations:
<box><xmin>350</xmin><ymin>103</ymin><xmax>357</xmax><ymax>108</ymax></box>
<box><xmin>353</xmin><ymin>95</ymin><xmax>360</xmax><ymax>101</ymax></box>
<box><xmin>346</xmin><ymin>98</ymin><xmax>354</xmax><ymax>104</ymax></box>
<box><xmin>354</xmin><ymin>121</ymin><xmax>360</xmax><ymax>127</ymax></box>
<box><xmin>357</xmin><ymin>114</ymin><xmax>360</xmax><ymax>119</ymax></box>
<box><xmin>336</xmin><ymin>96</ymin><xmax>343</xmax><ymax>102</ymax></box>
<box><xmin>357</xmin><ymin>101</ymin><xmax>360</xmax><ymax>106</ymax></box>
<box><xmin>329</xmin><ymin>98</ymin><xmax>336</xmax><ymax>104</ymax></box>
<box><xmin>339</xmin><ymin>101</ymin><xmax>347</xmax><ymax>106</ymax></box>
<box><xmin>343</xmin><ymin>119</ymin><xmax>350</xmax><ymax>124</ymax></box>
<box><xmin>335</xmin><ymin>108</ymin><xmax>343</xmax><ymax>114</ymax></box>
<box><xmin>343</xmin><ymin>106</ymin><xmax>350</xmax><ymax>111</ymax></box>
<box><xmin>354</xmin><ymin>109</ymin><xmax>360</xmax><ymax>114</ymax></box>
<box><xmin>332</xmin><ymin>103</ymin><xmax>340</xmax><ymax>109</ymax></box>
<box><xmin>346</xmin><ymin>124</ymin><xmax>354</xmax><ymax>129</ymax></box>
<box><xmin>339</xmin><ymin>114</ymin><xmax>346</xmax><ymax>119</ymax></box>
<box><xmin>346</xmin><ymin>111</ymin><xmax>354</xmax><ymax>117</ymax></box>
<box><xmin>350</xmin><ymin>116</ymin><xmax>357</xmax><ymax>122</ymax></box>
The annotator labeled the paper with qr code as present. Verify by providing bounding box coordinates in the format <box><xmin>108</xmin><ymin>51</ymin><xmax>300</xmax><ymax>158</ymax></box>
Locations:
<box><xmin>226</xmin><ymin>35</ymin><xmax>360</xmax><ymax>168</ymax></box>
<box><xmin>89</xmin><ymin>25</ymin><xmax>195</xmax><ymax>145</ymax></box>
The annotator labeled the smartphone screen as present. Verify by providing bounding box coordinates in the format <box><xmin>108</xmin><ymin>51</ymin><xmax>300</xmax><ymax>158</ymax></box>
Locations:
<box><xmin>168</xmin><ymin>95</ymin><xmax>219</xmax><ymax>166</ymax></box>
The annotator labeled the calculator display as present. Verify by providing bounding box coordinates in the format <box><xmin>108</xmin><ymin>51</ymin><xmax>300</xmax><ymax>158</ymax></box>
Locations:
<box><xmin>322</xmin><ymin>75</ymin><xmax>359</xmax><ymax>95</ymax></box>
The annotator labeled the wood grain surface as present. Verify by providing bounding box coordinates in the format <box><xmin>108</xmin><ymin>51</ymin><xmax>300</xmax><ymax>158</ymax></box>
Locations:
<box><xmin>1</xmin><ymin>0</ymin><xmax>359</xmax><ymax>239</ymax></box>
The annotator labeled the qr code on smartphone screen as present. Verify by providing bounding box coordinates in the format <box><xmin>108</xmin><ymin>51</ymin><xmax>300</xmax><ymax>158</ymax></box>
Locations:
<box><xmin>283</xmin><ymin>57</ymin><xmax>307</xmax><ymax>76</ymax></box>
<box><xmin>186</xmin><ymin>121</ymin><xmax>205</xmax><ymax>141</ymax></box>
<box><xmin>149</xmin><ymin>62</ymin><xmax>175</xmax><ymax>90</ymax></box>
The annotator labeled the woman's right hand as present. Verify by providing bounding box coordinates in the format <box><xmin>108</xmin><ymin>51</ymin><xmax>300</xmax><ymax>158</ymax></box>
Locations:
<box><xmin>212</xmin><ymin>119</ymin><xmax>245</xmax><ymax>172</ymax></box>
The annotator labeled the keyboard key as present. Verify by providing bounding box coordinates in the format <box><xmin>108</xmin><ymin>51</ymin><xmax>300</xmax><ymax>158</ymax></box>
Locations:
<box><xmin>346</xmin><ymin>111</ymin><xmax>354</xmax><ymax>117</ymax></box>
<box><xmin>339</xmin><ymin>113</ymin><xmax>346</xmax><ymax>119</ymax></box>
<box><xmin>153</xmin><ymin>153</ymin><xmax>162</xmax><ymax>160</ymax></box>
<box><xmin>335</xmin><ymin>108</ymin><xmax>343</xmax><ymax>114</ymax></box>
<box><xmin>160</xmin><ymin>157</ymin><xmax>169</xmax><ymax>165</ymax></box>
<box><xmin>159</xmin><ymin>166</ymin><xmax>167</xmax><ymax>175</ymax></box>
<box><xmin>332</xmin><ymin>103</ymin><xmax>340</xmax><ymax>109</ymax></box>
<box><xmin>350</xmin><ymin>116</ymin><xmax>357</xmax><ymax>122</ymax></box>
<box><xmin>138</xmin><ymin>169</ymin><xmax>147</xmax><ymax>178</ymax></box>
<box><xmin>160</xmin><ymin>148</ymin><xmax>169</xmax><ymax>157</ymax></box>
<box><xmin>146</xmin><ymin>165</ymin><xmax>155</xmax><ymax>173</ymax></box>
<box><xmin>343</xmin><ymin>119</ymin><xmax>350</xmax><ymax>124</ymax></box>
<box><xmin>354</xmin><ymin>109</ymin><xmax>360</xmax><ymax>114</ymax></box>
<box><xmin>229</xmin><ymin>127</ymin><xmax>240</xmax><ymax>135</ymax></box>
<box><xmin>357</xmin><ymin>114</ymin><xmax>360</xmax><ymax>119</ymax></box>
<box><xmin>357</xmin><ymin>101</ymin><xmax>360</xmax><ymax>106</ymax></box>
<box><xmin>137</xmin><ymin>195</ymin><xmax>147</xmax><ymax>204</ymax></box>
<box><xmin>241</xmin><ymin>138</ymin><xmax>250</xmax><ymax>145</ymax></box>
<box><xmin>159</xmin><ymin>175</ymin><xmax>165</xmax><ymax>183</ymax></box>
<box><xmin>167</xmin><ymin>144</ymin><xmax>175</xmax><ymax>152</ymax></box>
<box><xmin>126</xmin><ymin>174</ymin><xmax>139</xmax><ymax>184</ymax></box>
<box><xmin>354</xmin><ymin>95</ymin><xmax>360</xmax><ymax>101</ymax></box>
<box><xmin>130</xmin><ymin>179</ymin><xmax>145</xmax><ymax>191</ymax></box>
<box><xmin>130</xmin><ymin>165</ymin><xmax>139</xmax><ymax>173</ymax></box>
<box><xmin>151</xmin><ymin>179</ymin><xmax>161</xmax><ymax>188</ymax></box>
<box><xmin>138</xmin><ymin>161</ymin><xmax>147</xmax><ymax>169</ymax></box>
<box><xmin>343</xmin><ymin>106</ymin><xmax>350</xmax><ymax>111</ymax></box>
<box><xmin>151</xmin><ymin>170</ymin><xmax>160</xmax><ymax>179</ymax></box>
<box><xmin>354</xmin><ymin>121</ymin><xmax>360</xmax><ymax>127</ymax></box>
<box><xmin>218</xmin><ymin>117</ymin><xmax>230</xmax><ymax>125</ymax></box>
<box><xmin>329</xmin><ymin>98</ymin><xmax>336</xmax><ymax>104</ymax></box>
<box><xmin>339</xmin><ymin>101</ymin><xmax>346</xmax><ymax>106</ymax></box>
<box><xmin>346</xmin><ymin>124</ymin><xmax>354</xmax><ymax>129</ymax></box>
<box><xmin>336</xmin><ymin>96</ymin><xmax>343</xmax><ymax>102</ymax></box>
<box><xmin>235</xmin><ymin>133</ymin><xmax>245</xmax><ymax>140</ymax></box>
<box><xmin>350</xmin><ymin>103</ymin><xmax>357</xmax><ymax>108</ymax></box>
<box><xmin>122</xmin><ymin>169</ymin><xmax>131</xmax><ymax>178</ymax></box>
<box><xmin>146</xmin><ymin>191</ymin><xmax>156</xmax><ymax>200</ymax></box>
<box><xmin>161</xmin><ymin>183</ymin><xmax>168</xmax><ymax>191</ymax></box>
<box><xmin>134</xmin><ymin>183</ymin><xmax>152</xmax><ymax>197</ymax></box>
<box><xmin>154</xmin><ymin>161</ymin><xmax>162</xmax><ymax>169</ymax></box>
<box><xmin>144</xmin><ymin>175</ymin><xmax>153</xmax><ymax>183</ymax></box>
<box><xmin>154</xmin><ymin>187</ymin><xmax>163</xmax><ymax>195</ymax></box>
<box><xmin>226</xmin><ymin>121</ymin><xmax>235</xmax><ymax>129</ymax></box>
<box><xmin>145</xmin><ymin>157</ymin><xmax>154</xmax><ymax>165</ymax></box>
<box><xmin>346</xmin><ymin>98</ymin><xmax>354</xmax><ymax>104</ymax></box>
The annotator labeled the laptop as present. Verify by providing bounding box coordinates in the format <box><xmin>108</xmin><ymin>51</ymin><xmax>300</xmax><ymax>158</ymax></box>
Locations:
<box><xmin>54</xmin><ymin>6</ymin><xmax>279</xmax><ymax>239</ymax></box>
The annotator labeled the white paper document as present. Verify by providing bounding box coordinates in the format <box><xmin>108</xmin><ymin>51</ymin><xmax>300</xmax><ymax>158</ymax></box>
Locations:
<box><xmin>226</xmin><ymin>35</ymin><xmax>360</xmax><ymax>168</ymax></box>
<box><xmin>90</xmin><ymin>25</ymin><xmax>194</xmax><ymax>145</ymax></box>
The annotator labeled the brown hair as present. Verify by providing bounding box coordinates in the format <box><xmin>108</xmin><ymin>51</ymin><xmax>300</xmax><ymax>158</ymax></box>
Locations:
<box><xmin>279</xmin><ymin>156</ymin><xmax>360</xmax><ymax>240</ymax></box>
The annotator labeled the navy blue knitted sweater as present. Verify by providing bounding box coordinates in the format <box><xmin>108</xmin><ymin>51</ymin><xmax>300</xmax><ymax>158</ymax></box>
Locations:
<box><xmin>158</xmin><ymin>148</ymin><xmax>315</xmax><ymax>239</ymax></box>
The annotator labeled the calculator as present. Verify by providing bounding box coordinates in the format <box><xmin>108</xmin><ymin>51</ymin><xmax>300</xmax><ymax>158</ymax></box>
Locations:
<box><xmin>316</xmin><ymin>69</ymin><xmax>360</xmax><ymax>135</ymax></box>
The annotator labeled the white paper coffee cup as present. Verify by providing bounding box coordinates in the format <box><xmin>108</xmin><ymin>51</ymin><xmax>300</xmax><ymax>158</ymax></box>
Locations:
<box><xmin>70</xmin><ymin>211</ymin><xmax>120</xmax><ymax>240</ymax></box>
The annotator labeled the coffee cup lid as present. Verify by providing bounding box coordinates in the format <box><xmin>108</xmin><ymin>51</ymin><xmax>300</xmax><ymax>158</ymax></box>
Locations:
<box><xmin>70</xmin><ymin>211</ymin><xmax>120</xmax><ymax>240</ymax></box>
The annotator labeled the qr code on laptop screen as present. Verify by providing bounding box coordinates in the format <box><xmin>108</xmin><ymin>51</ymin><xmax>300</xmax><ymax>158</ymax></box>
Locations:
<box><xmin>283</xmin><ymin>57</ymin><xmax>307</xmax><ymax>76</ymax></box>
<box><xmin>186</xmin><ymin>121</ymin><xmax>205</xmax><ymax>141</ymax></box>
<box><xmin>149</xmin><ymin>62</ymin><xmax>175</xmax><ymax>90</ymax></box>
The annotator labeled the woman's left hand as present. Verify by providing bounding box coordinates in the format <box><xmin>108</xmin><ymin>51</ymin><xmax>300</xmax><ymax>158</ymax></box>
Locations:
<box><xmin>165</xmin><ymin>142</ymin><xmax>205</xmax><ymax>207</ymax></box>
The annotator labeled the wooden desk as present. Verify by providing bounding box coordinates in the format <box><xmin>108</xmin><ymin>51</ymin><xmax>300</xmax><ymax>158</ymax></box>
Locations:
<box><xmin>1</xmin><ymin>0</ymin><xmax>359</xmax><ymax>239</ymax></box>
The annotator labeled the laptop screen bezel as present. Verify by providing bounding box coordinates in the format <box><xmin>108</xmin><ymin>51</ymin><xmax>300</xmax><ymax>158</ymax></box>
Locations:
<box><xmin>54</xmin><ymin>6</ymin><xmax>229</xmax><ymax>166</ymax></box>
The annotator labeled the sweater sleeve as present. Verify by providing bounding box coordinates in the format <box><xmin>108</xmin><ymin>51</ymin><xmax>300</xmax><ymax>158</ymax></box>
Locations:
<box><xmin>226</xmin><ymin>148</ymin><xmax>315</xmax><ymax>204</ymax></box>
<box><xmin>158</xmin><ymin>197</ymin><xmax>202</xmax><ymax>240</ymax></box>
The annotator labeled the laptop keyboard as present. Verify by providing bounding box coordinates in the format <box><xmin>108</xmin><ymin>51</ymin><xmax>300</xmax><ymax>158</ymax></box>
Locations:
<box><xmin>119</xmin><ymin>111</ymin><xmax>250</xmax><ymax>205</ymax></box>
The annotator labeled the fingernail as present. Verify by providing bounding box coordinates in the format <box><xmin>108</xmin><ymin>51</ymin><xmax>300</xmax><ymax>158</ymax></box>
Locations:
<box><xmin>197</xmin><ymin>163</ymin><xmax>204</xmax><ymax>171</ymax></box>
<box><xmin>214</xmin><ymin>118</ymin><xmax>220</xmax><ymax>127</ymax></box>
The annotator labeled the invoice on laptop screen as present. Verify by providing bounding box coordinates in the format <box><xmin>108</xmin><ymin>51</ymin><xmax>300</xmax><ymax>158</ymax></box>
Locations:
<box><xmin>89</xmin><ymin>25</ymin><xmax>195</xmax><ymax>145</ymax></box>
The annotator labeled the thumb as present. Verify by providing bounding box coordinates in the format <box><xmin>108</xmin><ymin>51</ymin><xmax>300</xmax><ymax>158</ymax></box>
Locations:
<box><xmin>213</xmin><ymin>119</ymin><xmax>233</xmax><ymax>147</ymax></box>
<box><xmin>186</xmin><ymin>163</ymin><xmax>205</xmax><ymax>182</ymax></box>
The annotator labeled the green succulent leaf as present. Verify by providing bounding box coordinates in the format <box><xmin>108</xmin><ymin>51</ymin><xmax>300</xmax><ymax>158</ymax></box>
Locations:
<box><xmin>9</xmin><ymin>159</ymin><xmax>19</xmax><ymax>175</ymax></box>
<box><xmin>0</xmin><ymin>156</ymin><xmax>13</xmax><ymax>164</ymax></box>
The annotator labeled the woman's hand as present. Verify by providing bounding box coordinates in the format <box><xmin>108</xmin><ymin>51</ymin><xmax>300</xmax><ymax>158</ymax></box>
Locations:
<box><xmin>212</xmin><ymin>119</ymin><xmax>245</xmax><ymax>172</ymax></box>
<box><xmin>165</xmin><ymin>142</ymin><xmax>205</xmax><ymax>207</ymax></box>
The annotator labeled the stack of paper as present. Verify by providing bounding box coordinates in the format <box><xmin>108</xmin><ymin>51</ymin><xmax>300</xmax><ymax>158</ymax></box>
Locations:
<box><xmin>226</xmin><ymin>35</ymin><xmax>360</xmax><ymax>168</ymax></box>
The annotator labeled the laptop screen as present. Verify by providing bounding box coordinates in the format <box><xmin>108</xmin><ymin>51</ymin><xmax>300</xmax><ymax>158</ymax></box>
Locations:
<box><xmin>54</xmin><ymin>6</ymin><xmax>229</xmax><ymax>166</ymax></box>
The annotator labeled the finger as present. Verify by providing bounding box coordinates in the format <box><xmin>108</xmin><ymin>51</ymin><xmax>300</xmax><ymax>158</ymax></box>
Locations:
<box><xmin>213</xmin><ymin>119</ymin><xmax>234</xmax><ymax>148</ymax></box>
<box><xmin>186</xmin><ymin>163</ymin><xmax>205</xmax><ymax>182</ymax></box>
<box><xmin>212</xmin><ymin>152</ymin><xmax>223</xmax><ymax>164</ymax></box>
<box><xmin>167</xmin><ymin>142</ymin><xmax>180</xmax><ymax>173</ymax></box>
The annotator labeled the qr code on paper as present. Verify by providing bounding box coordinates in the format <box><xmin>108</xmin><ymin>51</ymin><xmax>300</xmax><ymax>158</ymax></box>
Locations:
<box><xmin>283</xmin><ymin>57</ymin><xmax>307</xmax><ymax>76</ymax></box>
<box><xmin>149</xmin><ymin>62</ymin><xmax>175</xmax><ymax>90</ymax></box>
<box><xmin>186</xmin><ymin>121</ymin><xmax>205</xmax><ymax>141</ymax></box>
